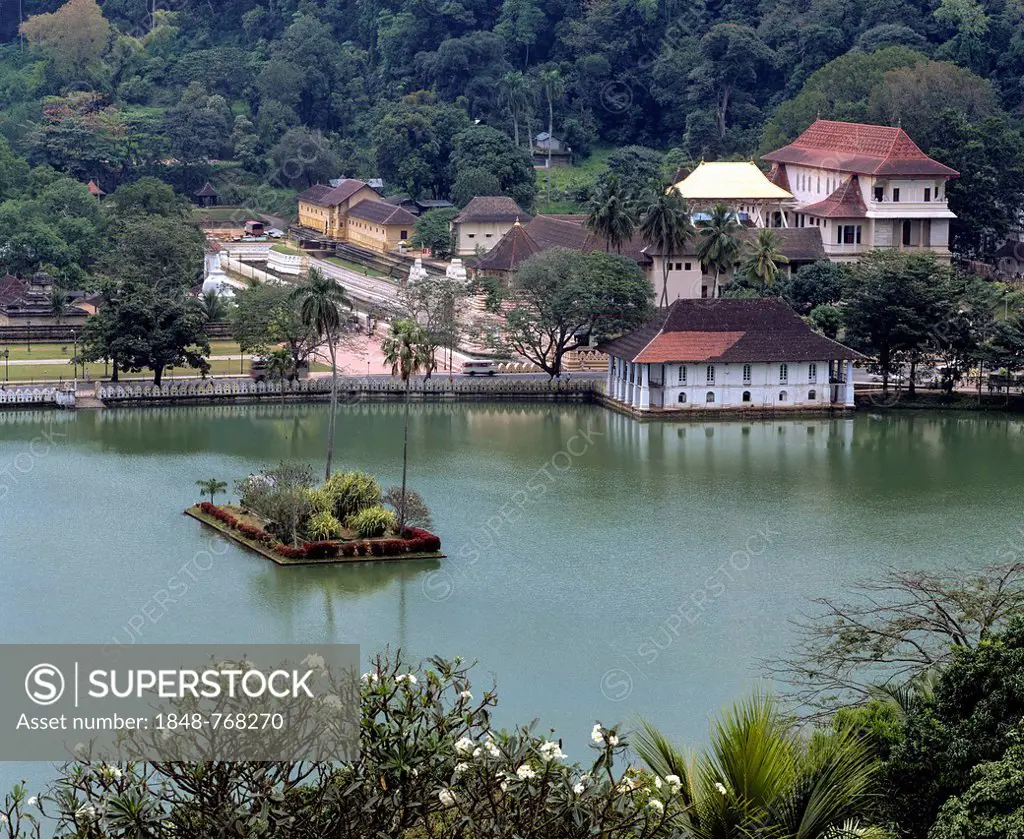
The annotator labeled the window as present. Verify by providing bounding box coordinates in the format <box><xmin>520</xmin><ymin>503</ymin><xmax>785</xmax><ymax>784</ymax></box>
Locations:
<box><xmin>924</xmin><ymin>188</ymin><xmax>931</xmax><ymax>203</ymax></box>
<box><xmin>816</xmin><ymin>176</ymin><xmax>821</xmax><ymax>192</ymax></box>
<box><xmin>808</xmin><ymin>362</ymin><xmax>817</xmax><ymax>381</ymax></box>
<box><xmin>485</xmin><ymin>233</ymin><xmax>493</xmax><ymax>238</ymax></box>
<box><xmin>679</xmin><ymin>366</ymin><xmax>687</xmax><ymax>384</ymax></box>
<box><xmin>706</xmin><ymin>365</ymin><xmax>715</xmax><ymax>384</ymax></box>
<box><xmin>779</xmin><ymin>391</ymin><xmax>788</xmax><ymax>402</ymax></box>
<box><xmin>892</xmin><ymin>187</ymin><xmax>900</xmax><ymax>202</ymax></box>
<box><xmin>468</xmin><ymin>233</ymin><xmax>475</xmax><ymax>238</ymax></box>
<box><xmin>837</xmin><ymin>225</ymin><xmax>862</xmax><ymax>245</ymax></box>
<box><xmin>808</xmin><ymin>389</ymin><xmax>817</xmax><ymax>400</ymax></box>
<box><xmin>706</xmin><ymin>392</ymin><xmax>715</xmax><ymax>403</ymax></box>
<box><xmin>742</xmin><ymin>390</ymin><xmax>751</xmax><ymax>403</ymax></box>
<box><xmin>684</xmin><ymin>262</ymin><xmax>692</xmax><ymax>270</ymax></box>
<box><xmin>400</xmin><ymin>230</ymin><xmax>408</xmax><ymax>239</ymax></box>
<box><xmin>873</xmin><ymin>186</ymin><xmax>884</xmax><ymax>202</ymax></box>
<box><xmin>742</xmin><ymin>364</ymin><xmax>752</xmax><ymax>384</ymax></box>
<box><xmin>678</xmin><ymin>392</ymin><xmax>687</xmax><ymax>404</ymax></box>
<box><xmin>779</xmin><ymin>363</ymin><xmax>788</xmax><ymax>384</ymax></box>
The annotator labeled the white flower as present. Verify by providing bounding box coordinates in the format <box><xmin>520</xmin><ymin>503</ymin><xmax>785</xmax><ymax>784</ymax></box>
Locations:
<box><xmin>473</xmin><ymin>739</ymin><xmax>500</xmax><ymax>760</ymax></box>
<box><xmin>664</xmin><ymin>774</ymin><xmax>682</xmax><ymax>793</ymax></box>
<box><xmin>454</xmin><ymin>736</ymin><xmax>475</xmax><ymax>756</ymax></box>
<box><xmin>75</xmin><ymin>803</ymin><xmax>98</xmax><ymax>823</ymax></box>
<box><xmin>654</xmin><ymin>776</ymin><xmax>663</xmax><ymax>789</ymax></box>
<box><xmin>648</xmin><ymin>799</ymin><xmax>664</xmax><ymax>814</ymax></box>
<box><xmin>538</xmin><ymin>740</ymin><xmax>566</xmax><ymax>762</ymax></box>
<box><xmin>302</xmin><ymin>653</ymin><xmax>326</xmax><ymax>670</ymax></box>
<box><xmin>27</xmin><ymin>796</ymin><xmax>38</xmax><ymax>808</ymax></box>
<box><xmin>607</xmin><ymin>734</ymin><xmax>619</xmax><ymax>747</ymax></box>
<box><xmin>715</xmin><ymin>782</ymin><xmax>727</xmax><ymax>795</ymax></box>
<box><xmin>572</xmin><ymin>781</ymin><xmax>586</xmax><ymax>795</ymax></box>
<box><xmin>360</xmin><ymin>672</ymin><xmax>379</xmax><ymax>684</ymax></box>
<box><xmin>0</xmin><ymin>814</ymin><xmax>7</xmax><ymax>825</ymax></box>
<box><xmin>102</xmin><ymin>765</ymin><xmax>122</xmax><ymax>781</ymax></box>
<box><xmin>458</xmin><ymin>690</ymin><xmax>473</xmax><ymax>701</ymax></box>
<box><xmin>591</xmin><ymin>723</ymin><xmax>604</xmax><ymax>743</ymax></box>
<box><xmin>454</xmin><ymin>762</ymin><xmax>470</xmax><ymax>776</ymax></box>
<box><xmin>396</xmin><ymin>673</ymin><xmax>418</xmax><ymax>685</ymax></box>
<box><xmin>497</xmin><ymin>771</ymin><xmax>512</xmax><ymax>792</ymax></box>
<box><xmin>322</xmin><ymin>694</ymin><xmax>344</xmax><ymax>710</ymax></box>
<box><xmin>516</xmin><ymin>764</ymin><xmax>537</xmax><ymax>781</ymax></box>
<box><xmin>438</xmin><ymin>789</ymin><xmax>456</xmax><ymax>807</ymax></box>
<box><xmin>617</xmin><ymin>775</ymin><xmax>640</xmax><ymax>792</ymax></box>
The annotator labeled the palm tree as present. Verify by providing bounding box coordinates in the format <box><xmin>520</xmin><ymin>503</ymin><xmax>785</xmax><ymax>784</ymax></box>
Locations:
<box><xmin>639</xmin><ymin>188</ymin><xmax>695</xmax><ymax>307</ymax></box>
<box><xmin>48</xmin><ymin>288</ymin><xmax>73</xmax><ymax>325</ymax></box>
<box><xmin>538</xmin><ymin>66</ymin><xmax>565</xmax><ymax>200</ymax></box>
<box><xmin>741</xmin><ymin>228</ymin><xmax>790</xmax><ymax>293</ymax></box>
<box><xmin>586</xmin><ymin>174</ymin><xmax>637</xmax><ymax>253</ymax></box>
<box><xmin>635</xmin><ymin>692</ymin><xmax>883</xmax><ymax>839</ymax></box>
<box><xmin>264</xmin><ymin>346</ymin><xmax>295</xmax><ymax>403</ymax></box>
<box><xmin>695</xmin><ymin>203</ymin><xmax>742</xmax><ymax>298</ymax></box>
<box><xmin>196</xmin><ymin>478</ymin><xmax>227</xmax><ymax>505</ymax></box>
<box><xmin>381</xmin><ymin>318</ymin><xmax>432</xmax><ymax>533</ymax></box>
<box><xmin>199</xmin><ymin>289</ymin><xmax>230</xmax><ymax>322</ymax></box>
<box><xmin>292</xmin><ymin>268</ymin><xmax>352</xmax><ymax>481</ymax></box>
<box><xmin>499</xmin><ymin>71</ymin><xmax>533</xmax><ymax>148</ymax></box>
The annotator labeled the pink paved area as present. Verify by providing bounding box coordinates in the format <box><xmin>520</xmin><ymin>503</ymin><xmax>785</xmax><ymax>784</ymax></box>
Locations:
<box><xmin>312</xmin><ymin>333</ymin><xmax>462</xmax><ymax>376</ymax></box>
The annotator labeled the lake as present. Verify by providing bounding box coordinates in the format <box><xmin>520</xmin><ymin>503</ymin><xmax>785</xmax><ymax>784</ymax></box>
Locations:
<box><xmin>1</xmin><ymin>402</ymin><xmax>1020</xmax><ymax>792</ymax></box>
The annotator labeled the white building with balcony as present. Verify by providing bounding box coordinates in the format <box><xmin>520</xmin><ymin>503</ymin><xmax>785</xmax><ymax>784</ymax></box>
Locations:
<box><xmin>600</xmin><ymin>299</ymin><xmax>862</xmax><ymax>414</ymax></box>
<box><xmin>762</xmin><ymin>120</ymin><xmax>959</xmax><ymax>262</ymax></box>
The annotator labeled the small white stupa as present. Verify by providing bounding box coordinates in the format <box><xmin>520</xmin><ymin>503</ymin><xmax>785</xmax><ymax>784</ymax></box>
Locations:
<box><xmin>408</xmin><ymin>257</ymin><xmax>428</xmax><ymax>283</ymax></box>
<box><xmin>446</xmin><ymin>258</ymin><xmax>468</xmax><ymax>283</ymax></box>
<box><xmin>201</xmin><ymin>242</ymin><xmax>234</xmax><ymax>297</ymax></box>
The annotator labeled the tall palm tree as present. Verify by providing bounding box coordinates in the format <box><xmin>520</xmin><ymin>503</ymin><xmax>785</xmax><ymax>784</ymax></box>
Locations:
<box><xmin>639</xmin><ymin>188</ymin><xmax>695</xmax><ymax>307</ymax></box>
<box><xmin>695</xmin><ymin>204</ymin><xmax>742</xmax><ymax>298</ymax></box>
<box><xmin>586</xmin><ymin>174</ymin><xmax>637</xmax><ymax>253</ymax></box>
<box><xmin>499</xmin><ymin>71</ymin><xmax>533</xmax><ymax>148</ymax></box>
<box><xmin>199</xmin><ymin>289</ymin><xmax>230</xmax><ymax>322</ymax></box>
<box><xmin>742</xmin><ymin>228</ymin><xmax>790</xmax><ymax>294</ymax></box>
<box><xmin>381</xmin><ymin>318</ymin><xmax>432</xmax><ymax>533</ymax></box>
<box><xmin>538</xmin><ymin>66</ymin><xmax>565</xmax><ymax>201</ymax></box>
<box><xmin>292</xmin><ymin>268</ymin><xmax>352</xmax><ymax>481</ymax></box>
<box><xmin>48</xmin><ymin>288</ymin><xmax>73</xmax><ymax>325</ymax></box>
<box><xmin>635</xmin><ymin>692</ymin><xmax>883</xmax><ymax>839</ymax></box>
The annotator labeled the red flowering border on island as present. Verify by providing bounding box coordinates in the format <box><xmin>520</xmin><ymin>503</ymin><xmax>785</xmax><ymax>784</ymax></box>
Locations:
<box><xmin>196</xmin><ymin>503</ymin><xmax>442</xmax><ymax>559</ymax></box>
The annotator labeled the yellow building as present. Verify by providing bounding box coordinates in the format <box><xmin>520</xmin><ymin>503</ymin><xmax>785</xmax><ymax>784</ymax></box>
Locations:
<box><xmin>296</xmin><ymin>180</ymin><xmax>384</xmax><ymax>240</ymax></box>
<box><xmin>346</xmin><ymin>200</ymin><xmax>418</xmax><ymax>252</ymax></box>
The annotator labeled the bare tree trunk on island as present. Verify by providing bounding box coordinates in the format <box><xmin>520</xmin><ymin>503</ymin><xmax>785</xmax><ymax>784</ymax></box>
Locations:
<box><xmin>399</xmin><ymin>374</ymin><xmax>411</xmax><ymax>533</ymax></box>
<box><xmin>326</xmin><ymin>338</ymin><xmax>338</xmax><ymax>481</ymax></box>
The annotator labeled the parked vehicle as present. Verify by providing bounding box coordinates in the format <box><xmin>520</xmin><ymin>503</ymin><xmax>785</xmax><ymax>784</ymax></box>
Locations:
<box><xmin>462</xmin><ymin>360</ymin><xmax>497</xmax><ymax>376</ymax></box>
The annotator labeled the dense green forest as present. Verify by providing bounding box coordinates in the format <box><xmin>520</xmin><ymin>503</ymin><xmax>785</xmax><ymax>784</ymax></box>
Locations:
<box><xmin>1</xmin><ymin>0</ymin><xmax>1024</xmax><ymax>255</ymax></box>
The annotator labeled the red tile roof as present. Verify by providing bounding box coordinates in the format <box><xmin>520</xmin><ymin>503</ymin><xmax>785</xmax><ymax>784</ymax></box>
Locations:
<box><xmin>762</xmin><ymin>119</ymin><xmax>959</xmax><ymax>178</ymax></box>
<box><xmin>801</xmin><ymin>175</ymin><xmax>868</xmax><ymax>218</ymax></box>
<box><xmin>635</xmin><ymin>331</ymin><xmax>745</xmax><ymax>363</ymax></box>
<box><xmin>767</xmin><ymin>163</ymin><xmax>791</xmax><ymax>192</ymax></box>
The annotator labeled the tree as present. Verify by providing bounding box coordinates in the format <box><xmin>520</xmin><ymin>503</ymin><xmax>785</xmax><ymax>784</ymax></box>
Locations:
<box><xmin>164</xmin><ymin>84</ymin><xmax>233</xmax><ymax>163</ymax></box>
<box><xmin>635</xmin><ymin>692</ymin><xmax>883</xmax><ymax>838</ymax></box>
<box><xmin>767</xmin><ymin>563</ymin><xmax>1024</xmax><ymax>713</ymax></box>
<box><xmin>107</xmin><ymin>177</ymin><xmax>191</xmax><ymax>221</ymax></box>
<box><xmin>695</xmin><ymin>204</ymin><xmax>742</xmax><ymax>297</ymax></box>
<box><xmin>929</xmin><ymin>740</ymin><xmax>1024</xmax><ymax>839</ymax></box>
<box><xmin>382</xmin><ymin>486</ymin><xmax>433</xmax><ymax>529</ymax></box>
<box><xmin>231</xmin><ymin>282</ymin><xmax>320</xmax><ymax>372</ymax></box>
<box><xmin>381</xmin><ymin>319</ymin><xmax>433</xmax><ymax>532</ymax></box>
<box><xmin>586</xmin><ymin>173</ymin><xmax>636</xmax><ymax>253</ymax></box>
<box><xmin>638</xmin><ymin>188</ymin><xmax>694</xmax><ymax>307</ymax></box>
<box><xmin>269</xmin><ymin>126</ymin><xmax>343</xmax><ymax>189</ymax></box>
<box><xmin>399</xmin><ymin>275</ymin><xmax>469</xmax><ymax>375</ymax></box>
<box><xmin>412</xmin><ymin>208</ymin><xmax>457</xmax><ymax>259</ymax></box>
<box><xmin>264</xmin><ymin>346</ymin><xmax>296</xmax><ymax>402</ymax></box>
<box><xmin>292</xmin><ymin>268</ymin><xmax>352</xmax><ymax>481</ymax></box>
<box><xmin>47</xmin><ymin>288</ymin><xmax>74</xmax><ymax>325</ymax></box>
<box><xmin>741</xmin><ymin>228</ymin><xmax>790</xmax><ymax>292</ymax></box>
<box><xmin>809</xmin><ymin>304</ymin><xmax>843</xmax><ymax>339</ymax></box>
<box><xmin>195</xmin><ymin>478</ymin><xmax>227</xmax><ymax>504</ymax></box>
<box><xmin>498</xmin><ymin>71</ymin><xmax>534</xmax><ymax>147</ymax></box>
<box><xmin>20</xmin><ymin>0</ymin><xmax>111</xmax><ymax>83</ymax></box>
<box><xmin>491</xmin><ymin>249</ymin><xmax>653</xmax><ymax>378</ymax></box>
<box><xmin>451</xmin><ymin>168</ymin><xmax>502</xmax><ymax>209</ymax></box>
<box><xmin>449</xmin><ymin>126</ymin><xmax>537</xmax><ymax>211</ymax></box>
<box><xmin>199</xmin><ymin>290</ymin><xmax>230</xmax><ymax>323</ymax></box>
<box><xmin>843</xmin><ymin>251</ymin><xmax>948</xmax><ymax>393</ymax></box>
<box><xmin>782</xmin><ymin>261</ymin><xmax>848</xmax><ymax>315</ymax></box>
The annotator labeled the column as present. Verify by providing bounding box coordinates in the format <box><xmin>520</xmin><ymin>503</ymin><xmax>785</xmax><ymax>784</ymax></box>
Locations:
<box><xmin>639</xmin><ymin>363</ymin><xmax>650</xmax><ymax>410</ymax></box>
<box><xmin>632</xmin><ymin>363</ymin><xmax>642</xmax><ymax>406</ymax></box>
<box><xmin>845</xmin><ymin>359</ymin><xmax>855</xmax><ymax>406</ymax></box>
<box><xmin>606</xmin><ymin>357</ymin><xmax>614</xmax><ymax>397</ymax></box>
<box><xmin>615</xmin><ymin>359</ymin><xmax>625</xmax><ymax>402</ymax></box>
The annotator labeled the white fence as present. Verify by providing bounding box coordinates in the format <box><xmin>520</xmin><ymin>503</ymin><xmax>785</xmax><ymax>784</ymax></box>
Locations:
<box><xmin>0</xmin><ymin>386</ymin><xmax>75</xmax><ymax>407</ymax></box>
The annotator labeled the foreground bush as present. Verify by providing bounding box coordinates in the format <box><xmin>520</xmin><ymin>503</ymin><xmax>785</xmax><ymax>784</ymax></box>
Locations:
<box><xmin>3</xmin><ymin>653</ymin><xmax>689</xmax><ymax>839</ymax></box>
<box><xmin>347</xmin><ymin>504</ymin><xmax>397</xmax><ymax>538</ymax></box>
<box><xmin>325</xmin><ymin>470</ymin><xmax>383</xmax><ymax>520</ymax></box>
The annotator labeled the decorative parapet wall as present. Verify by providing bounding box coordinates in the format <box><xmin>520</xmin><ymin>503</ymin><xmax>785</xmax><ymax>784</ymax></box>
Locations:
<box><xmin>0</xmin><ymin>386</ymin><xmax>63</xmax><ymax>406</ymax></box>
<box><xmin>267</xmin><ymin>249</ymin><xmax>308</xmax><ymax>276</ymax></box>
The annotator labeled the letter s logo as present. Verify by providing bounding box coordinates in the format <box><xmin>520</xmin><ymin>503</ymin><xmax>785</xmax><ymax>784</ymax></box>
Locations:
<box><xmin>25</xmin><ymin>663</ymin><xmax>65</xmax><ymax>706</ymax></box>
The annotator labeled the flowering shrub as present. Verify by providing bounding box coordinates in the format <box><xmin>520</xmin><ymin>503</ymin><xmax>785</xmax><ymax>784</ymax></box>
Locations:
<box><xmin>25</xmin><ymin>653</ymin><xmax>689</xmax><ymax>839</ymax></box>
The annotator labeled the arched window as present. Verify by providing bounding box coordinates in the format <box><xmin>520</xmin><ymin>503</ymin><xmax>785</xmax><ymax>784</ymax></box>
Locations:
<box><xmin>779</xmin><ymin>391</ymin><xmax>788</xmax><ymax>402</ymax></box>
<box><xmin>808</xmin><ymin>389</ymin><xmax>817</xmax><ymax>400</ymax></box>
<box><xmin>678</xmin><ymin>392</ymin><xmax>687</xmax><ymax>404</ymax></box>
<box><xmin>706</xmin><ymin>392</ymin><xmax>715</xmax><ymax>404</ymax></box>
<box><xmin>742</xmin><ymin>391</ymin><xmax>751</xmax><ymax>403</ymax></box>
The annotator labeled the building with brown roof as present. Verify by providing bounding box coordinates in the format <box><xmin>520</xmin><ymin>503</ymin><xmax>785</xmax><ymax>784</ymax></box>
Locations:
<box><xmin>346</xmin><ymin>199</ymin><xmax>417</xmax><ymax>252</ymax></box>
<box><xmin>0</xmin><ymin>275</ymin><xmax>90</xmax><ymax>327</ymax></box>
<box><xmin>762</xmin><ymin>119</ymin><xmax>958</xmax><ymax>262</ymax></box>
<box><xmin>296</xmin><ymin>179</ymin><xmax>384</xmax><ymax>242</ymax></box>
<box><xmin>600</xmin><ymin>298</ymin><xmax>862</xmax><ymax>413</ymax></box>
<box><xmin>451</xmin><ymin>196</ymin><xmax>530</xmax><ymax>256</ymax></box>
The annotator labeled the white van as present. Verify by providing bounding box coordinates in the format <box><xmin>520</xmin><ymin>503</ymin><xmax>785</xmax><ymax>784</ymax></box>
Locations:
<box><xmin>462</xmin><ymin>360</ymin><xmax>497</xmax><ymax>376</ymax></box>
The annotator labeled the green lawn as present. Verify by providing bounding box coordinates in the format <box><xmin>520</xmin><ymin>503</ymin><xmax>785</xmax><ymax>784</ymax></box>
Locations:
<box><xmin>271</xmin><ymin>243</ymin><xmax>304</xmax><ymax>256</ymax></box>
<box><xmin>533</xmin><ymin>146</ymin><xmax>615</xmax><ymax>214</ymax></box>
<box><xmin>0</xmin><ymin>340</ymin><xmax>246</xmax><ymax>362</ymax></box>
<box><xmin>2</xmin><ymin>356</ymin><xmax>332</xmax><ymax>384</ymax></box>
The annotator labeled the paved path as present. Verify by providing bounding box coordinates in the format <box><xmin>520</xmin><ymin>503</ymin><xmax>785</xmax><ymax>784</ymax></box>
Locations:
<box><xmin>6</xmin><ymin>354</ymin><xmax>252</xmax><ymax>367</ymax></box>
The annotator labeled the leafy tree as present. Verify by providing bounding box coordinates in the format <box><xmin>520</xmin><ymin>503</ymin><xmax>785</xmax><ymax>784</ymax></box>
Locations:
<box><xmin>164</xmin><ymin>83</ymin><xmax>232</xmax><ymax>163</ymax></box>
<box><xmin>264</xmin><ymin>346</ymin><xmax>296</xmax><ymax>402</ymax></box>
<box><xmin>292</xmin><ymin>268</ymin><xmax>353</xmax><ymax>480</ymax></box>
<box><xmin>451</xmin><ymin>168</ymin><xmax>502</xmax><ymax>209</ymax></box>
<box><xmin>636</xmin><ymin>692</ymin><xmax>884</xmax><ymax>839</ymax></box>
<box><xmin>412</xmin><ymin>208</ymin><xmax>457</xmax><ymax>258</ymax></box>
<box><xmin>449</xmin><ymin>126</ymin><xmax>537</xmax><ymax>211</ymax></box>
<box><xmin>586</xmin><ymin>173</ymin><xmax>636</xmax><ymax>253</ymax></box>
<box><xmin>490</xmin><ymin>248</ymin><xmax>653</xmax><ymax>377</ymax></box>
<box><xmin>269</xmin><ymin>126</ymin><xmax>343</xmax><ymax>189</ymax></box>
<box><xmin>107</xmin><ymin>177</ymin><xmax>191</xmax><ymax>220</ymax></box>
<box><xmin>929</xmin><ymin>740</ymin><xmax>1024</xmax><ymax>839</ymax></box>
<box><xmin>695</xmin><ymin>204</ymin><xmax>742</xmax><ymax>297</ymax></box>
<box><xmin>782</xmin><ymin>261</ymin><xmax>848</xmax><ymax>314</ymax></box>
<box><xmin>198</xmin><ymin>289</ymin><xmax>230</xmax><ymax>323</ymax></box>
<box><xmin>230</xmin><ymin>282</ymin><xmax>320</xmax><ymax>371</ymax></box>
<box><xmin>20</xmin><ymin>0</ymin><xmax>111</xmax><ymax>83</ymax></box>
<box><xmin>498</xmin><ymin>71</ymin><xmax>534</xmax><ymax>147</ymax></box>
<box><xmin>638</xmin><ymin>188</ymin><xmax>694</xmax><ymax>307</ymax></box>
<box><xmin>399</xmin><ymin>274</ymin><xmax>469</xmax><ymax>374</ymax></box>
<box><xmin>809</xmin><ymin>304</ymin><xmax>843</xmax><ymax>339</ymax></box>
<box><xmin>195</xmin><ymin>478</ymin><xmax>227</xmax><ymax>504</ymax></box>
<box><xmin>383</xmin><ymin>486</ymin><xmax>433</xmax><ymax>529</ymax></box>
<box><xmin>381</xmin><ymin>318</ymin><xmax>433</xmax><ymax>532</ymax></box>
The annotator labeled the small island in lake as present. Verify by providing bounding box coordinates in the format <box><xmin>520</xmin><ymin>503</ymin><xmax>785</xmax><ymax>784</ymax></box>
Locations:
<box><xmin>187</xmin><ymin>464</ymin><xmax>444</xmax><ymax>565</ymax></box>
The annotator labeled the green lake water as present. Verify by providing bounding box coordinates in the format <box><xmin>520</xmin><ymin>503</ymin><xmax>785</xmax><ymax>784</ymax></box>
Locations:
<box><xmin>2</xmin><ymin>403</ymin><xmax>1022</xmax><ymax>790</ymax></box>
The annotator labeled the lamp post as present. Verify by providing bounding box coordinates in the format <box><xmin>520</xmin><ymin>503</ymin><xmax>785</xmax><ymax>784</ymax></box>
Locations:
<box><xmin>2</xmin><ymin>348</ymin><xmax>8</xmax><ymax>382</ymax></box>
<box><xmin>71</xmin><ymin>330</ymin><xmax>78</xmax><ymax>380</ymax></box>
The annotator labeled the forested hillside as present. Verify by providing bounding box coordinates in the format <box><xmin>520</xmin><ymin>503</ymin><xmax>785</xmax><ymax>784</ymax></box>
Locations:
<box><xmin>1</xmin><ymin>0</ymin><xmax>1023</xmax><ymax>255</ymax></box>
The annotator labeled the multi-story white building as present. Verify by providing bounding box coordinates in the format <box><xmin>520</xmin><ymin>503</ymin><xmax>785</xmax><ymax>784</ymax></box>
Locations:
<box><xmin>601</xmin><ymin>299</ymin><xmax>861</xmax><ymax>414</ymax></box>
<box><xmin>762</xmin><ymin>119</ymin><xmax>959</xmax><ymax>262</ymax></box>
